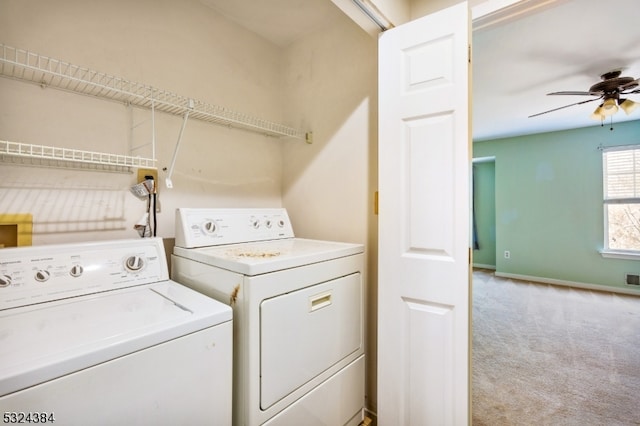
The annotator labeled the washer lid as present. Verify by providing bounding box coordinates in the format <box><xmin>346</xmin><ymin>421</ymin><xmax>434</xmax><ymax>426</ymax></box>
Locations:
<box><xmin>0</xmin><ymin>281</ymin><xmax>231</xmax><ymax>396</ymax></box>
<box><xmin>173</xmin><ymin>238</ymin><xmax>364</xmax><ymax>275</ymax></box>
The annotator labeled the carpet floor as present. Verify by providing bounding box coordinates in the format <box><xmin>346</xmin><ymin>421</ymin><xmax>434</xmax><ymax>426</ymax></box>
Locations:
<box><xmin>472</xmin><ymin>269</ymin><xmax>640</xmax><ymax>425</ymax></box>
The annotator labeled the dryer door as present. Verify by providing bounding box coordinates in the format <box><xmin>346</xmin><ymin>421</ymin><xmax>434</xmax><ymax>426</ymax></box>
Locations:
<box><xmin>259</xmin><ymin>272</ymin><xmax>362</xmax><ymax>409</ymax></box>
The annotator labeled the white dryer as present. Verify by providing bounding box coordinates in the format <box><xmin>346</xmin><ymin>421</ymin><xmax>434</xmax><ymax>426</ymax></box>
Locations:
<box><xmin>171</xmin><ymin>208</ymin><xmax>365</xmax><ymax>426</ymax></box>
<box><xmin>0</xmin><ymin>238</ymin><xmax>232</xmax><ymax>425</ymax></box>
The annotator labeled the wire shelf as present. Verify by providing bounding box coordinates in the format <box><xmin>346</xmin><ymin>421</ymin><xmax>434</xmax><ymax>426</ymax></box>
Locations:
<box><xmin>0</xmin><ymin>43</ymin><xmax>309</xmax><ymax>140</ymax></box>
<box><xmin>0</xmin><ymin>140</ymin><xmax>156</xmax><ymax>170</ymax></box>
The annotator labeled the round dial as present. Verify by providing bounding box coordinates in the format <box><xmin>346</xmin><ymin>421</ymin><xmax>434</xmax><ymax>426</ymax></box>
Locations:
<box><xmin>202</xmin><ymin>221</ymin><xmax>217</xmax><ymax>235</ymax></box>
<box><xmin>0</xmin><ymin>275</ymin><xmax>11</xmax><ymax>287</ymax></box>
<box><xmin>277</xmin><ymin>219</ymin><xmax>285</xmax><ymax>228</ymax></box>
<box><xmin>124</xmin><ymin>255</ymin><xmax>145</xmax><ymax>272</ymax></box>
<box><xmin>70</xmin><ymin>265</ymin><xmax>84</xmax><ymax>277</ymax></box>
<box><xmin>265</xmin><ymin>219</ymin><xmax>273</xmax><ymax>228</ymax></box>
<box><xmin>250</xmin><ymin>217</ymin><xmax>260</xmax><ymax>229</ymax></box>
<box><xmin>35</xmin><ymin>269</ymin><xmax>51</xmax><ymax>282</ymax></box>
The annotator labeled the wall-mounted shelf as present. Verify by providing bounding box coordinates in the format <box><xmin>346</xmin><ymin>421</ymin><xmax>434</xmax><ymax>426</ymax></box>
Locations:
<box><xmin>0</xmin><ymin>43</ymin><xmax>311</xmax><ymax>141</ymax></box>
<box><xmin>0</xmin><ymin>140</ymin><xmax>156</xmax><ymax>172</ymax></box>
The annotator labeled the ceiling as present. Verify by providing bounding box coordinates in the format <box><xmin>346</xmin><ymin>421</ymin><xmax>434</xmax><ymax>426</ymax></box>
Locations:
<box><xmin>199</xmin><ymin>0</ymin><xmax>640</xmax><ymax>141</ymax></box>
<box><xmin>472</xmin><ymin>0</ymin><xmax>640</xmax><ymax>141</ymax></box>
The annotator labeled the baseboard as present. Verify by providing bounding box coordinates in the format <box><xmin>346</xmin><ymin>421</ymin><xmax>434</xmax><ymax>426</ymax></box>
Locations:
<box><xmin>494</xmin><ymin>271</ymin><xmax>640</xmax><ymax>297</ymax></box>
<box><xmin>473</xmin><ymin>263</ymin><xmax>496</xmax><ymax>270</ymax></box>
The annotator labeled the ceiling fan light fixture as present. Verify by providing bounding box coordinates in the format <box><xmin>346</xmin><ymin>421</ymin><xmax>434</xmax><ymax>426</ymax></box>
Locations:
<box><xmin>590</xmin><ymin>105</ymin><xmax>605</xmax><ymax>121</ymax></box>
<box><xmin>619</xmin><ymin>98</ymin><xmax>639</xmax><ymax>115</ymax></box>
<box><xmin>601</xmin><ymin>97</ymin><xmax>619</xmax><ymax>116</ymax></box>
<box><xmin>530</xmin><ymin>70</ymin><xmax>639</xmax><ymax>122</ymax></box>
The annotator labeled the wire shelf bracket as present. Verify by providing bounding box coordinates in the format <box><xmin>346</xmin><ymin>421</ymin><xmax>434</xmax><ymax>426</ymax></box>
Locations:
<box><xmin>165</xmin><ymin>101</ymin><xmax>193</xmax><ymax>189</ymax></box>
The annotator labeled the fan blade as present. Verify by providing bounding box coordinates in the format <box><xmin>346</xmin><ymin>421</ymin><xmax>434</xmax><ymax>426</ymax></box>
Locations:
<box><xmin>528</xmin><ymin>97</ymin><xmax>602</xmax><ymax>118</ymax></box>
<box><xmin>547</xmin><ymin>91</ymin><xmax>601</xmax><ymax>96</ymax></box>
<box><xmin>621</xmin><ymin>79</ymin><xmax>639</xmax><ymax>91</ymax></box>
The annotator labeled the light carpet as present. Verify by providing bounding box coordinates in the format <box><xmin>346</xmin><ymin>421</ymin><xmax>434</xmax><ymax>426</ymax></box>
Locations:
<box><xmin>472</xmin><ymin>269</ymin><xmax>640</xmax><ymax>425</ymax></box>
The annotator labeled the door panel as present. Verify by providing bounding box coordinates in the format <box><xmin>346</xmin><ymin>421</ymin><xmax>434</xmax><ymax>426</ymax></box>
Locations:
<box><xmin>378</xmin><ymin>2</ymin><xmax>471</xmax><ymax>425</ymax></box>
<box><xmin>404</xmin><ymin>298</ymin><xmax>455</xmax><ymax>424</ymax></box>
<box><xmin>406</xmin><ymin>114</ymin><xmax>455</xmax><ymax>257</ymax></box>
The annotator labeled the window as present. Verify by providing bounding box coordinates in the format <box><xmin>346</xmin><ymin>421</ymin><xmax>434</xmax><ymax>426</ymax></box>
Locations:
<box><xmin>603</xmin><ymin>146</ymin><xmax>640</xmax><ymax>254</ymax></box>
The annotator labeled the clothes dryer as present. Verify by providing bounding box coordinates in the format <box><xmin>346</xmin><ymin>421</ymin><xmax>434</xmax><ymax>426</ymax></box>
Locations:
<box><xmin>171</xmin><ymin>208</ymin><xmax>365</xmax><ymax>426</ymax></box>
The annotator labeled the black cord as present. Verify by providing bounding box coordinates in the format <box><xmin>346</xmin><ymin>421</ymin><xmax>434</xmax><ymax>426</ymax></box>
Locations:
<box><xmin>144</xmin><ymin>175</ymin><xmax>157</xmax><ymax>237</ymax></box>
<box><xmin>153</xmin><ymin>193</ymin><xmax>157</xmax><ymax>236</ymax></box>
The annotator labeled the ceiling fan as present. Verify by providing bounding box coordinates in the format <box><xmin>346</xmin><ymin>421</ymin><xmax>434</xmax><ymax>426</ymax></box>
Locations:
<box><xmin>529</xmin><ymin>70</ymin><xmax>640</xmax><ymax>120</ymax></box>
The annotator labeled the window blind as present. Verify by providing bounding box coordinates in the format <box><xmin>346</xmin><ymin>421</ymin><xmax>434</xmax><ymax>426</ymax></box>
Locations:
<box><xmin>603</xmin><ymin>147</ymin><xmax>640</xmax><ymax>203</ymax></box>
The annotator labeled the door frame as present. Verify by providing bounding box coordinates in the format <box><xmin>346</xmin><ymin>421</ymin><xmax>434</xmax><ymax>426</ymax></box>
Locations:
<box><xmin>471</xmin><ymin>0</ymin><xmax>568</xmax><ymax>30</ymax></box>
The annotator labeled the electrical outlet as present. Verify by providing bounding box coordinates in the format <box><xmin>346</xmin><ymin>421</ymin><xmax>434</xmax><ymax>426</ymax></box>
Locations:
<box><xmin>135</xmin><ymin>168</ymin><xmax>160</xmax><ymax>213</ymax></box>
<box><xmin>504</xmin><ymin>250</ymin><xmax>511</xmax><ymax>259</ymax></box>
<box><xmin>137</xmin><ymin>168</ymin><xmax>158</xmax><ymax>184</ymax></box>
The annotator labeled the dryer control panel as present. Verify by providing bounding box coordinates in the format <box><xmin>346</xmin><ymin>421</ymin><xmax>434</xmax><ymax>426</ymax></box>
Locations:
<box><xmin>0</xmin><ymin>238</ymin><xmax>169</xmax><ymax>310</ymax></box>
<box><xmin>175</xmin><ymin>208</ymin><xmax>295</xmax><ymax>248</ymax></box>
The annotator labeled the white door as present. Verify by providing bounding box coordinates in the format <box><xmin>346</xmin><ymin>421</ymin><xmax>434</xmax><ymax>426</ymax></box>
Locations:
<box><xmin>378</xmin><ymin>2</ymin><xmax>471</xmax><ymax>425</ymax></box>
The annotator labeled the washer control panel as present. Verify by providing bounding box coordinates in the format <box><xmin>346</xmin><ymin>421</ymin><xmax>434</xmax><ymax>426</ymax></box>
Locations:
<box><xmin>175</xmin><ymin>208</ymin><xmax>295</xmax><ymax>248</ymax></box>
<box><xmin>0</xmin><ymin>238</ymin><xmax>169</xmax><ymax>310</ymax></box>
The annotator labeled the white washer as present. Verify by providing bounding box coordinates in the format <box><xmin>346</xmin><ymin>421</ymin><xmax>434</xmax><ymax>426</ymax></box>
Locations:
<box><xmin>171</xmin><ymin>208</ymin><xmax>365</xmax><ymax>426</ymax></box>
<box><xmin>0</xmin><ymin>238</ymin><xmax>232</xmax><ymax>425</ymax></box>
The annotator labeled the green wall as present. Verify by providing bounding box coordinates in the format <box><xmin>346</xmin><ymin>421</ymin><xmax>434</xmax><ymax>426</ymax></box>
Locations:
<box><xmin>473</xmin><ymin>119</ymin><xmax>640</xmax><ymax>292</ymax></box>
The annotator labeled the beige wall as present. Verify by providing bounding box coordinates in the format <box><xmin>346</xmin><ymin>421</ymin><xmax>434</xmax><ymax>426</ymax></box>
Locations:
<box><xmin>411</xmin><ymin>0</ymin><xmax>470</xmax><ymax>17</ymax></box>
<box><xmin>0</xmin><ymin>0</ymin><xmax>286</xmax><ymax>244</ymax></box>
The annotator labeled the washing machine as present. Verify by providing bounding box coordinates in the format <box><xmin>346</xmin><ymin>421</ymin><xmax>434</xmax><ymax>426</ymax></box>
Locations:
<box><xmin>0</xmin><ymin>238</ymin><xmax>232</xmax><ymax>425</ymax></box>
<box><xmin>171</xmin><ymin>208</ymin><xmax>365</xmax><ymax>426</ymax></box>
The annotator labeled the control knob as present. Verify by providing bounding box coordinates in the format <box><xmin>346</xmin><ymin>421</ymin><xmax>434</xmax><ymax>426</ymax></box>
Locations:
<box><xmin>35</xmin><ymin>269</ymin><xmax>51</xmax><ymax>282</ymax></box>
<box><xmin>250</xmin><ymin>217</ymin><xmax>260</xmax><ymax>229</ymax></box>
<box><xmin>125</xmin><ymin>255</ymin><xmax>145</xmax><ymax>272</ymax></box>
<box><xmin>70</xmin><ymin>265</ymin><xmax>84</xmax><ymax>277</ymax></box>
<box><xmin>0</xmin><ymin>275</ymin><xmax>11</xmax><ymax>287</ymax></box>
<box><xmin>202</xmin><ymin>221</ymin><xmax>217</xmax><ymax>235</ymax></box>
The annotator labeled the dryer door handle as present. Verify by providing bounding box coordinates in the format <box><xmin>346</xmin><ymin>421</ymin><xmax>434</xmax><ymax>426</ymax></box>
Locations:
<box><xmin>309</xmin><ymin>291</ymin><xmax>332</xmax><ymax>312</ymax></box>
